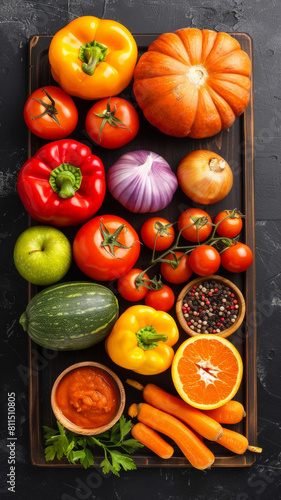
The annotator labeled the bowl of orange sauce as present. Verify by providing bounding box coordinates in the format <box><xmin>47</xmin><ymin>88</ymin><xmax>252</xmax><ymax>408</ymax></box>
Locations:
<box><xmin>51</xmin><ymin>362</ymin><xmax>126</xmax><ymax>435</ymax></box>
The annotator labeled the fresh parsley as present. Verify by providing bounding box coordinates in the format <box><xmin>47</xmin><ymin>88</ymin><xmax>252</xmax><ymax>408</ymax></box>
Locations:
<box><xmin>42</xmin><ymin>415</ymin><xmax>143</xmax><ymax>476</ymax></box>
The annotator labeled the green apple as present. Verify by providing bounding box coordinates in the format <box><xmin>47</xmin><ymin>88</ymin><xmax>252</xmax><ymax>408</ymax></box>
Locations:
<box><xmin>13</xmin><ymin>226</ymin><xmax>72</xmax><ymax>286</ymax></box>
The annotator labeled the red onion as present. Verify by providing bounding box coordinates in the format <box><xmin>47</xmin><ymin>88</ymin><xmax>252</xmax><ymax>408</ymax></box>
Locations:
<box><xmin>107</xmin><ymin>150</ymin><xmax>178</xmax><ymax>213</ymax></box>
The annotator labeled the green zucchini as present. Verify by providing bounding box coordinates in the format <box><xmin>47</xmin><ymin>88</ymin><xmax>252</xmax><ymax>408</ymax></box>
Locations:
<box><xmin>19</xmin><ymin>282</ymin><xmax>119</xmax><ymax>351</ymax></box>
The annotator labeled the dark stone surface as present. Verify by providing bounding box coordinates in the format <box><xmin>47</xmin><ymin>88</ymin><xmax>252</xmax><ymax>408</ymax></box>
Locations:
<box><xmin>1</xmin><ymin>1</ymin><xmax>281</xmax><ymax>499</ymax></box>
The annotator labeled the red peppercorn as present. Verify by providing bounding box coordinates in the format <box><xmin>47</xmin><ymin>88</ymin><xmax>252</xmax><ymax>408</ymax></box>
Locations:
<box><xmin>193</xmin><ymin>285</ymin><xmax>197</xmax><ymax>289</ymax></box>
<box><xmin>191</xmin><ymin>293</ymin><xmax>195</xmax><ymax>296</ymax></box>
<box><xmin>231</xmin><ymin>305</ymin><xmax>235</xmax><ymax>310</ymax></box>
<box><xmin>214</xmin><ymin>288</ymin><xmax>218</xmax><ymax>292</ymax></box>
<box><xmin>206</xmin><ymin>300</ymin><xmax>210</xmax><ymax>306</ymax></box>
<box><xmin>199</xmin><ymin>309</ymin><xmax>203</xmax><ymax>312</ymax></box>
<box><xmin>231</xmin><ymin>293</ymin><xmax>235</xmax><ymax>297</ymax></box>
<box><xmin>187</xmin><ymin>322</ymin><xmax>192</xmax><ymax>326</ymax></box>
<box><xmin>233</xmin><ymin>299</ymin><xmax>238</xmax><ymax>304</ymax></box>
<box><xmin>208</xmin><ymin>292</ymin><xmax>213</xmax><ymax>296</ymax></box>
<box><xmin>212</xmin><ymin>329</ymin><xmax>216</xmax><ymax>333</ymax></box>
<box><xmin>187</xmin><ymin>307</ymin><xmax>191</xmax><ymax>311</ymax></box>
<box><xmin>221</xmin><ymin>317</ymin><xmax>225</xmax><ymax>321</ymax></box>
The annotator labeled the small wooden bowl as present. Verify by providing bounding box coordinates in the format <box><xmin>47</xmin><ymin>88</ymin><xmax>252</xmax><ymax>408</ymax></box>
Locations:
<box><xmin>176</xmin><ymin>275</ymin><xmax>245</xmax><ymax>339</ymax></box>
<box><xmin>51</xmin><ymin>361</ymin><xmax>126</xmax><ymax>436</ymax></box>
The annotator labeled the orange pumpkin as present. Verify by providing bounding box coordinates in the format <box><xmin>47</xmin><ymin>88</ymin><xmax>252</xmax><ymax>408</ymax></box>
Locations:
<box><xmin>133</xmin><ymin>29</ymin><xmax>251</xmax><ymax>139</ymax></box>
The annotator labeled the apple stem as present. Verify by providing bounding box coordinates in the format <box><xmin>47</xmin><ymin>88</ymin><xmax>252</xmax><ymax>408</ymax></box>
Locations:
<box><xmin>29</xmin><ymin>249</ymin><xmax>43</xmax><ymax>255</ymax></box>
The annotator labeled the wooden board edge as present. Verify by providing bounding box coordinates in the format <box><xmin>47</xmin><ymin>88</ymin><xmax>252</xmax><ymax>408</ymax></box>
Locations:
<box><xmin>27</xmin><ymin>33</ymin><xmax>257</xmax><ymax>469</ymax></box>
<box><xmin>242</xmin><ymin>34</ymin><xmax>258</xmax><ymax>459</ymax></box>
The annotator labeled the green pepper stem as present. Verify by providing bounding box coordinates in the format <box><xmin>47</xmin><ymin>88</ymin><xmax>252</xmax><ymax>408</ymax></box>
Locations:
<box><xmin>49</xmin><ymin>163</ymin><xmax>82</xmax><ymax>199</ymax></box>
<box><xmin>55</xmin><ymin>174</ymin><xmax>76</xmax><ymax>198</ymax></box>
<box><xmin>141</xmin><ymin>332</ymin><xmax>168</xmax><ymax>343</ymax></box>
<box><xmin>79</xmin><ymin>41</ymin><xmax>108</xmax><ymax>76</ymax></box>
<box><xmin>136</xmin><ymin>326</ymin><xmax>168</xmax><ymax>351</ymax></box>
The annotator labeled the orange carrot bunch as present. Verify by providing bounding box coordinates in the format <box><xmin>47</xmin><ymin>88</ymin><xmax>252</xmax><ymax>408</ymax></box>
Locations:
<box><xmin>127</xmin><ymin>380</ymin><xmax>262</xmax><ymax>469</ymax></box>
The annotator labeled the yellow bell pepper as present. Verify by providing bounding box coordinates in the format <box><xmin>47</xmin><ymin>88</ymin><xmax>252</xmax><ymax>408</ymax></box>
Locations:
<box><xmin>105</xmin><ymin>305</ymin><xmax>179</xmax><ymax>375</ymax></box>
<box><xmin>49</xmin><ymin>16</ymin><xmax>138</xmax><ymax>100</ymax></box>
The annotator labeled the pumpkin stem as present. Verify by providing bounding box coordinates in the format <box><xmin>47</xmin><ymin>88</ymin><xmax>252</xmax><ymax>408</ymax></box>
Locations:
<box><xmin>209</xmin><ymin>158</ymin><xmax>226</xmax><ymax>172</ymax></box>
<box><xmin>186</xmin><ymin>64</ymin><xmax>208</xmax><ymax>88</ymax></box>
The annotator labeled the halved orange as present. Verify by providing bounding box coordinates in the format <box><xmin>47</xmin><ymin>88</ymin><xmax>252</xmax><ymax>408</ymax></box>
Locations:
<box><xmin>171</xmin><ymin>335</ymin><xmax>243</xmax><ymax>410</ymax></box>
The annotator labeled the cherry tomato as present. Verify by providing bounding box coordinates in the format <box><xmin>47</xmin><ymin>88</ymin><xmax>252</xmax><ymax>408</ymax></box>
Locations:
<box><xmin>73</xmin><ymin>215</ymin><xmax>141</xmax><ymax>281</ymax></box>
<box><xmin>160</xmin><ymin>252</ymin><xmax>193</xmax><ymax>284</ymax></box>
<box><xmin>23</xmin><ymin>86</ymin><xmax>78</xmax><ymax>139</ymax></box>
<box><xmin>221</xmin><ymin>242</ymin><xmax>253</xmax><ymax>273</ymax></box>
<box><xmin>178</xmin><ymin>208</ymin><xmax>212</xmax><ymax>242</ymax></box>
<box><xmin>145</xmin><ymin>285</ymin><xmax>175</xmax><ymax>312</ymax></box>
<box><xmin>189</xmin><ymin>245</ymin><xmax>221</xmax><ymax>276</ymax></box>
<box><xmin>215</xmin><ymin>210</ymin><xmax>243</xmax><ymax>238</ymax></box>
<box><xmin>85</xmin><ymin>97</ymin><xmax>139</xmax><ymax>149</ymax></box>
<box><xmin>117</xmin><ymin>268</ymin><xmax>150</xmax><ymax>302</ymax></box>
<box><xmin>141</xmin><ymin>217</ymin><xmax>175</xmax><ymax>250</ymax></box>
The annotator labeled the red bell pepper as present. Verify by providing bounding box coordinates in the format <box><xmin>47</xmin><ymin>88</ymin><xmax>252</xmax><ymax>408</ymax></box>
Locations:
<box><xmin>17</xmin><ymin>139</ymin><xmax>106</xmax><ymax>227</ymax></box>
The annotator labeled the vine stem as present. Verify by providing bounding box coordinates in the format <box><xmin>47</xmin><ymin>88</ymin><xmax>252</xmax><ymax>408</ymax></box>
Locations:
<box><xmin>139</xmin><ymin>210</ymin><xmax>242</xmax><ymax>281</ymax></box>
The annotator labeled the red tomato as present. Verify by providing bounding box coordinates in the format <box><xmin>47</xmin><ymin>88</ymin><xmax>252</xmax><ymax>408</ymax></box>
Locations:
<box><xmin>215</xmin><ymin>210</ymin><xmax>243</xmax><ymax>238</ymax></box>
<box><xmin>189</xmin><ymin>245</ymin><xmax>221</xmax><ymax>276</ymax></box>
<box><xmin>85</xmin><ymin>97</ymin><xmax>139</xmax><ymax>149</ymax></box>
<box><xmin>145</xmin><ymin>285</ymin><xmax>175</xmax><ymax>312</ymax></box>
<box><xmin>117</xmin><ymin>268</ymin><xmax>150</xmax><ymax>302</ymax></box>
<box><xmin>23</xmin><ymin>86</ymin><xmax>78</xmax><ymax>139</ymax></box>
<box><xmin>178</xmin><ymin>208</ymin><xmax>212</xmax><ymax>242</ymax></box>
<box><xmin>221</xmin><ymin>242</ymin><xmax>253</xmax><ymax>273</ymax></box>
<box><xmin>160</xmin><ymin>252</ymin><xmax>193</xmax><ymax>284</ymax></box>
<box><xmin>141</xmin><ymin>217</ymin><xmax>175</xmax><ymax>250</ymax></box>
<box><xmin>73</xmin><ymin>215</ymin><xmax>141</xmax><ymax>281</ymax></box>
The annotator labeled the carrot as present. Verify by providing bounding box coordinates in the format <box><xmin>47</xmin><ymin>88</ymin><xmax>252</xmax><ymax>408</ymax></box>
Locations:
<box><xmin>129</xmin><ymin>402</ymin><xmax>215</xmax><ymax>470</ymax></box>
<box><xmin>131</xmin><ymin>422</ymin><xmax>174</xmax><ymax>459</ymax></box>
<box><xmin>126</xmin><ymin>379</ymin><xmax>144</xmax><ymax>391</ymax></box>
<box><xmin>203</xmin><ymin>400</ymin><xmax>246</xmax><ymax>424</ymax></box>
<box><xmin>216</xmin><ymin>428</ymin><xmax>262</xmax><ymax>454</ymax></box>
<box><xmin>142</xmin><ymin>383</ymin><xmax>223</xmax><ymax>441</ymax></box>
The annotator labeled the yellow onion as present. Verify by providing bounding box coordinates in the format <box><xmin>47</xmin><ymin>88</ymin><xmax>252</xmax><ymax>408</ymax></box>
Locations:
<box><xmin>177</xmin><ymin>150</ymin><xmax>233</xmax><ymax>205</ymax></box>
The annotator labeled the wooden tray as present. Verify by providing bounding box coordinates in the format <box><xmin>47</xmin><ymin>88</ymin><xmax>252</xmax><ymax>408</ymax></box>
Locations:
<box><xmin>27</xmin><ymin>34</ymin><xmax>256</xmax><ymax>467</ymax></box>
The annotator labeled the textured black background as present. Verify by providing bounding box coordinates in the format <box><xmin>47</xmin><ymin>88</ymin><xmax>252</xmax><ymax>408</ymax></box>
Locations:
<box><xmin>0</xmin><ymin>1</ymin><xmax>281</xmax><ymax>499</ymax></box>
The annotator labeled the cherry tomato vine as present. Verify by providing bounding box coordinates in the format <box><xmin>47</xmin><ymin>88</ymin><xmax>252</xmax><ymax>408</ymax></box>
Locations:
<box><xmin>135</xmin><ymin>209</ymin><xmax>250</xmax><ymax>288</ymax></box>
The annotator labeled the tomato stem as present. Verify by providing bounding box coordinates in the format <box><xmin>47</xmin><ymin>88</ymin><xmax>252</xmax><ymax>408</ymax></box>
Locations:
<box><xmin>139</xmin><ymin>211</ymin><xmax>245</xmax><ymax>282</ymax></box>
<box><xmin>94</xmin><ymin>98</ymin><xmax>132</xmax><ymax>139</ymax></box>
<box><xmin>31</xmin><ymin>88</ymin><xmax>63</xmax><ymax>128</ymax></box>
<box><xmin>100</xmin><ymin>221</ymin><xmax>136</xmax><ymax>258</ymax></box>
<box><xmin>135</xmin><ymin>272</ymin><xmax>163</xmax><ymax>291</ymax></box>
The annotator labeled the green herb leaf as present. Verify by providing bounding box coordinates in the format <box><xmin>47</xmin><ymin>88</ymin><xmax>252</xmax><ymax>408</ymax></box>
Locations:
<box><xmin>82</xmin><ymin>448</ymin><xmax>95</xmax><ymax>469</ymax></box>
<box><xmin>109</xmin><ymin>450</ymin><xmax>137</xmax><ymax>473</ymax></box>
<box><xmin>85</xmin><ymin>435</ymin><xmax>105</xmax><ymax>449</ymax></box>
<box><xmin>45</xmin><ymin>444</ymin><xmax>59</xmax><ymax>462</ymax></box>
<box><xmin>42</xmin><ymin>416</ymin><xmax>140</xmax><ymax>475</ymax></box>
<box><xmin>42</xmin><ymin>425</ymin><xmax>59</xmax><ymax>439</ymax></box>
<box><xmin>100</xmin><ymin>456</ymin><xmax>113</xmax><ymax>475</ymax></box>
<box><xmin>118</xmin><ymin>415</ymin><xmax>133</xmax><ymax>442</ymax></box>
<box><xmin>120</xmin><ymin>439</ymin><xmax>144</xmax><ymax>454</ymax></box>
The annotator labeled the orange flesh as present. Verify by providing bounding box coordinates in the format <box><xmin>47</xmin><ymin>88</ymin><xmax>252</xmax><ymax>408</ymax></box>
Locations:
<box><xmin>177</xmin><ymin>338</ymin><xmax>240</xmax><ymax>406</ymax></box>
<box><xmin>55</xmin><ymin>367</ymin><xmax>119</xmax><ymax>429</ymax></box>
